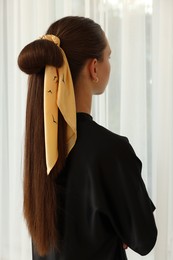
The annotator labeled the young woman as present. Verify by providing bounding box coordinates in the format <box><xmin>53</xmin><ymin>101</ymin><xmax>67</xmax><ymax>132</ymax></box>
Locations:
<box><xmin>18</xmin><ymin>16</ymin><xmax>157</xmax><ymax>260</ymax></box>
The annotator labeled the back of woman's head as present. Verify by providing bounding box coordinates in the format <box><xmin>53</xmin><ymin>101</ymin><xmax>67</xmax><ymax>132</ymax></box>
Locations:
<box><xmin>18</xmin><ymin>16</ymin><xmax>106</xmax><ymax>84</ymax></box>
<box><xmin>18</xmin><ymin>16</ymin><xmax>106</xmax><ymax>256</ymax></box>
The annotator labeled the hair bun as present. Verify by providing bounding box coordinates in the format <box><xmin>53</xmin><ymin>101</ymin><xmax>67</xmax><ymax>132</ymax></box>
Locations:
<box><xmin>18</xmin><ymin>39</ymin><xmax>63</xmax><ymax>75</ymax></box>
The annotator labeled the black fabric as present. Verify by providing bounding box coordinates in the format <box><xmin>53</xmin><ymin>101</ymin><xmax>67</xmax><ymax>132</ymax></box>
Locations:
<box><xmin>32</xmin><ymin>112</ymin><xmax>157</xmax><ymax>260</ymax></box>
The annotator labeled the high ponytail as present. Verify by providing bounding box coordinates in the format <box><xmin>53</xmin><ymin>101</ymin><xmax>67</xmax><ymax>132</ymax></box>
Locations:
<box><xmin>18</xmin><ymin>39</ymin><xmax>66</xmax><ymax>255</ymax></box>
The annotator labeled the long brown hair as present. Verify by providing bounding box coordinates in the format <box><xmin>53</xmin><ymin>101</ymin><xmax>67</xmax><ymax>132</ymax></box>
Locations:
<box><xmin>18</xmin><ymin>16</ymin><xmax>106</xmax><ymax>256</ymax></box>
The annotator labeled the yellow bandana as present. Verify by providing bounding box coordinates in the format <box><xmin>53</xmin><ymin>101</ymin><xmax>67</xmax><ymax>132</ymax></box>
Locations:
<box><xmin>41</xmin><ymin>34</ymin><xmax>77</xmax><ymax>174</ymax></box>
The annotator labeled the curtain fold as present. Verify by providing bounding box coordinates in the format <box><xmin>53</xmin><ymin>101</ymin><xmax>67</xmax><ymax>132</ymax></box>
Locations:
<box><xmin>0</xmin><ymin>0</ymin><xmax>173</xmax><ymax>259</ymax></box>
<box><xmin>152</xmin><ymin>0</ymin><xmax>173</xmax><ymax>259</ymax></box>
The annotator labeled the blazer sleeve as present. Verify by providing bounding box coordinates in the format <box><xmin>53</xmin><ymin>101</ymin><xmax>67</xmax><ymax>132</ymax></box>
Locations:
<box><xmin>97</xmin><ymin>138</ymin><xmax>157</xmax><ymax>256</ymax></box>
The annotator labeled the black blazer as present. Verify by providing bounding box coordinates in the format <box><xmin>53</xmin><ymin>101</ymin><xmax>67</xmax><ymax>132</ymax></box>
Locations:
<box><xmin>32</xmin><ymin>113</ymin><xmax>157</xmax><ymax>260</ymax></box>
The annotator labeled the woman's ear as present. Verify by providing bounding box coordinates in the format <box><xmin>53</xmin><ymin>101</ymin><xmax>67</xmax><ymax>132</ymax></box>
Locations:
<box><xmin>88</xmin><ymin>58</ymin><xmax>99</xmax><ymax>82</ymax></box>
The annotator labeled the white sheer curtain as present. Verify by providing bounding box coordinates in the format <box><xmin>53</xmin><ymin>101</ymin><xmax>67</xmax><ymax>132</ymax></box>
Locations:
<box><xmin>0</xmin><ymin>0</ymin><xmax>173</xmax><ymax>259</ymax></box>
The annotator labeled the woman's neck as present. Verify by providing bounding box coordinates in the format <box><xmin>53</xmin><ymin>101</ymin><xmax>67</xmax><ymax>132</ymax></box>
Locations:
<box><xmin>74</xmin><ymin>84</ymin><xmax>92</xmax><ymax>114</ymax></box>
